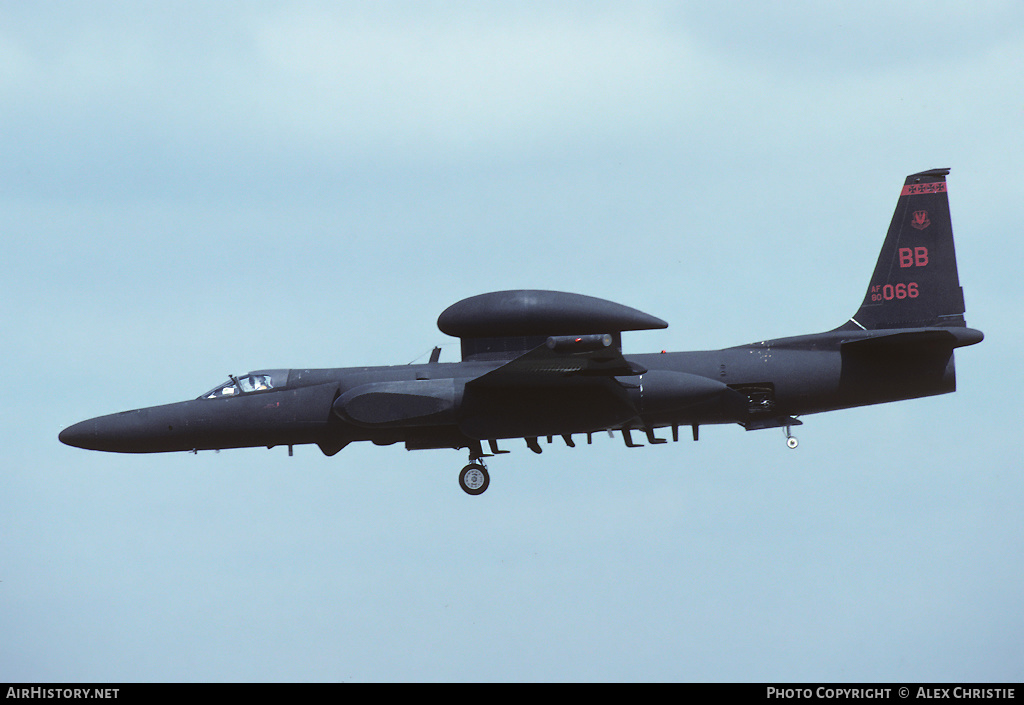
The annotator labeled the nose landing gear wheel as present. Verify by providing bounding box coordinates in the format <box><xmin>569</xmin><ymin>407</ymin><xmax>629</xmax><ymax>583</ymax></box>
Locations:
<box><xmin>459</xmin><ymin>463</ymin><xmax>490</xmax><ymax>495</ymax></box>
<box><xmin>786</xmin><ymin>436</ymin><xmax>799</xmax><ymax>449</ymax></box>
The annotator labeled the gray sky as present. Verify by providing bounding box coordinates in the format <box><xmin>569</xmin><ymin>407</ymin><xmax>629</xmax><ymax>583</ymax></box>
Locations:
<box><xmin>3</xmin><ymin>1</ymin><xmax>1022</xmax><ymax>682</ymax></box>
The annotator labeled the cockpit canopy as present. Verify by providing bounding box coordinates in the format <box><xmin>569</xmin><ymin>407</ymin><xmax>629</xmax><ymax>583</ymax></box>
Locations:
<box><xmin>201</xmin><ymin>370</ymin><xmax>290</xmax><ymax>399</ymax></box>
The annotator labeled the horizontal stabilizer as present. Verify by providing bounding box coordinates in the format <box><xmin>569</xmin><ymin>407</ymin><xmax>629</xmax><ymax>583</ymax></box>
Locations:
<box><xmin>841</xmin><ymin>327</ymin><xmax>983</xmax><ymax>353</ymax></box>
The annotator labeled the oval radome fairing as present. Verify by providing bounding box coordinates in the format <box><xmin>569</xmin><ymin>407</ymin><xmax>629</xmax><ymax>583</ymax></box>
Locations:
<box><xmin>437</xmin><ymin>290</ymin><xmax>668</xmax><ymax>339</ymax></box>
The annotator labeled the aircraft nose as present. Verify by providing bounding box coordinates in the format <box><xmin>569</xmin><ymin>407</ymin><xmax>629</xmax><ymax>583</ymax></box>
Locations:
<box><xmin>59</xmin><ymin>416</ymin><xmax>128</xmax><ymax>451</ymax></box>
<box><xmin>59</xmin><ymin>419</ymin><xmax>96</xmax><ymax>449</ymax></box>
<box><xmin>58</xmin><ymin>406</ymin><xmax>187</xmax><ymax>453</ymax></box>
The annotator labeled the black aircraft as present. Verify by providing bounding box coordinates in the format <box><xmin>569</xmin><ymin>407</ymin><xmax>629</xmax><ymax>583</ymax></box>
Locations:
<box><xmin>61</xmin><ymin>169</ymin><xmax>982</xmax><ymax>494</ymax></box>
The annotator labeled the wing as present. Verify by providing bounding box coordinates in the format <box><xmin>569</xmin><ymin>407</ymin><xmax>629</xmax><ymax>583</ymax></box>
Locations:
<box><xmin>466</xmin><ymin>334</ymin><xmax>646</xmax><ymax>388</ymax></box>
<box><xmin>459</xmin><ymin>335</ymin><xmax>644</xmax><ymax>440</ymax></box>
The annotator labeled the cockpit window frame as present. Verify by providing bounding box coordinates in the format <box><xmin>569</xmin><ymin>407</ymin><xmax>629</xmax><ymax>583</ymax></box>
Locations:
<box><xmin>199</xmin><ymin>369</ymin><xmax>291</xmax><ymax>400</ymax></box>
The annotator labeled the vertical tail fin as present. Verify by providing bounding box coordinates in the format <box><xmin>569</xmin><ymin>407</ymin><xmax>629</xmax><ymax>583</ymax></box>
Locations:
<box><xmin>843</xmin><ymin>168</ymin><xmax>967</xmax><ymax>331</ymax></box>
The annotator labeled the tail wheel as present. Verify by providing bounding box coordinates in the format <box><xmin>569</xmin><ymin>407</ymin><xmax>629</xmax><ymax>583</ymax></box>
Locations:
<box><xmin>459</xmin><ymin>463</ymin><xmax>490</xmax><ymax>495</ymax></box>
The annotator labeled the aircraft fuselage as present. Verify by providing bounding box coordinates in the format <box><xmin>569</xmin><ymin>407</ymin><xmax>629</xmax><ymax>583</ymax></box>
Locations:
<box><xmin>59</xmin><ymin>325</ymin><xmax>981</xmax><ymax>456</ymax></box>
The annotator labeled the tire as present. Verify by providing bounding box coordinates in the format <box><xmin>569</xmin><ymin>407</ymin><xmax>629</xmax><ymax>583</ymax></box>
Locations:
<box><xmin>459</xmin><ymin>463</ymin><xmax>490</xmax><ymax>495</ymax></box>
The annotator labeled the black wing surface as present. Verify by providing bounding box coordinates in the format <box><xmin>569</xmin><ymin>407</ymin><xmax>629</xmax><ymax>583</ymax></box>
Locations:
<box><xmin>467</xmin><ymin>335</ymin><xmax>646</xmax><ymax>388</ymax></box>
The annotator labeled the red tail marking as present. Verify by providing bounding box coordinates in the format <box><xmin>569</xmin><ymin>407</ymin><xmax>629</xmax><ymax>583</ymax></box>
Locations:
<box><xmin>901</xmin><ymin>182</ymin><xmax>947</xmax><ymax>196</ymax></box>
